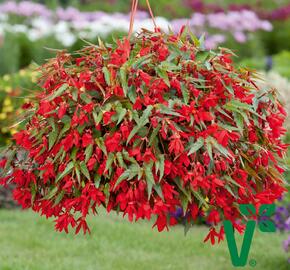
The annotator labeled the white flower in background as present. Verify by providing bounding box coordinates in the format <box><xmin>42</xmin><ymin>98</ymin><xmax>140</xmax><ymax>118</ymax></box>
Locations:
<box><xmin>57</xmin><ymin>31</ymin><xmax>76</xmax><ymax>47</ymax></box>
<box><xmin>10</xmin><ymin>24</ymin><xmax>28</xmax><ymax>33</ymax></box>
<box><xmin>28</xmin><ymin>17</ymin><xmax>53</xmax><ymax>41</ymax></box>
<box><xmin>52</xmin><ymin>21</ymin><xmax>76</xmax><ymax>47</ymax></box>
<box><xmin>0</xmin><ymin>13</ymin><xmax>8</xmax><ymax>22</ymax></box>
<box><xmin>134</xmin><ymin>17</ymin><xmax>170</xmax><ymax>32</ymax></box>
<box><xmin>257</xmin><ymin>71</ymin><xmax>290</xmax><ymax>127</ymax></box>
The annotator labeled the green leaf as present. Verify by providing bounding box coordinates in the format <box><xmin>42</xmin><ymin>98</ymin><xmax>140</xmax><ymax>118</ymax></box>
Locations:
<box><xmin>122</xmin><ymin>150</ymin><xmax>138</xmax><ymax>164</ymax></box>
<box><xmin>47</xmin><ymin>118</ymin><xmax>56</xmax><ymax>131</ymax></box>
<box><xmin>159</xmin><ymin>61</ymin><xmax>181</xmax><ymax>71</ymax></box>
<box><xmin>158</xmin><ymin>154</ymin><xmax>165</xmax><ymax>181</ymax></box>
<box><xmin>48</xmin><ymin>129</ymin><xmax>58</xmax><ymax>150</ymax></box>
<box><xmin>224</xmin><ymin>176</ymin><xmax>242</xmax><ymax>188</ymax></box>
<box><xmin>53</xmin><ymin>190</ymin><xmax>65</xmax><ymax>206</ymax></box>
<box><xmin>216</xmin><ymin>107</ymin><xmax>233</xmax><ymax>119</ymax></box>
<box><xmin>181</xmin><ymin>83</ymin><xmax>189</xmax><ymax>104</ymax></box>
<box><xmin>117</xmin><ymin>108</ymin><xmax>127</xmax><ymax>125</ymax></box>
<box><xmin>95</xmin><ymin>138</ymin><xmax>107</xmax><ymax>155</ymax></box>
<box><xmin>210</xmin><ymin>137</ymin><xmax>233</xmax><ymax>159</ymax></box>
<box><xmin>174</xmin><ymin>177</ymin><xmax>191</xmax><ymax>201</ymax></box>
<box><xmin>93</xmin><ymin>111</ymin><xmax>103</xmax><ymax>125</ymax></box>
<box><xmin>153</xmin><ymin>184</ymin><xmax>164</xmax><ymax>201</ymax></box>
<box><xmin>191</xmin><ymin>189</ymin><xmax>208</xmax><ymax>208</ymax></box>
<box><xmin>144</xmin><ymin>162</ymin><xmax>155</xmax><ymax>199</ymax></box>
<box><xmin>158</xmin><ymin>104</ymin><xmax>181</xmax><ymax>117</ymax></box>
<box><xmin>198</xmin><ymin>34</ymin><xmax>206</xmax><ymax>50</ymax></box>
<box><xmin>80</xmin><ymin>161</ymin><xmax>90</xmax><ymax>180</ymax></box>
<box><xmin>71</xmin><ymin>147</ymin><xmax>78</xmax><ymax>161</ymax></box>
<box><xmin>84</xmin><ymin>144</ymin><xmax>93</xmax><ymax>163</ymax></box>
<box><xmin>127</xmin><ymin>106</ymin><xmax>153</xmax><ymax>143</ymax></box>
<box><xmin>228</xmin><ymin>99</ymin><xmax>253</xmax><ymax>111</ymax></box>
<box><xmin>126</xmin><ymin>125</ymin><xmax>141</xmax><ymax>144</ymax></box>
<box><xmin>114</xmin><ymin>164</ymin><xmax>140</xmax><ymax>189</ymax></box>
<box><xmin>204</xmin><ymin>61</ymin><xmax>211</xmax><ymax>70</ymax></box>
<box><xmin>30</xmin><ymin>184</ymin><xmax>37</xmax><ymax>204</ymax></box>
<box><xmin>45</xmin><ymin>186</ymin><xmax>58</xmax><ymax>200</ymax></box>
<box><xmin>116</xmin><ymin>152</ymin><xmax>126</xmax><ymax>168</ymax></box>
<box><xmin>56</xmin><ymin>161</ymin><xmax>74</xmax><ymax>182</ymax></box>
<box><xmin>105</xmin><ymin>152</ymin><xmax>115</xmax><ymax>172</ymax></box>
<box><xmin>94</xmin><ymin>174</ymin><xmax>101</xmax><ymax>188</ymax></box>
<box><xmin>114</xmin><ymin>171</ymin><xmax>130</xmax><ymax>189</ymax></box>
<box><xmin>233</xmin><ymin>112</ymin><xmax>244</xmax><ymax>132</ymax></box>
<box><xmin>72</xmin><ymin>89</ymin><xmax>78</xmax><ymax>101</ymax></box>
<box><xmin>205</xmin><ymin>137</ymin><xmax>213</xmax><ymax>160</ymax></box>
<box><xmin>156</xmin><ymin>67</ymin><xmax>170</xmax><ymax>86</ymax></box>
<box><xmin>58</xmin><ymin>122</ymin><xmax>71</xmax><ymax>139</ymax></box>
<box><xmin>187</xmin><ymin>137</ymin><xmax>204</xmax><ymax>156</ymax></box>
<box><xmin>139</xmin><ymin>105</ymin><xmax>153</xmax><ymax>126</ymax></box>
<box><xmin>120</xmin><ymin>65</ymin><xmax>128</xmax><ymax>96</ymax></box>
<box><xmin>4</xmin><ymin>148</ymin><xmax>16</xmax><ymax>171</ymax></box>
<box><xmin>189</xmin><ymin>30</ymin><xmax>200</xmax><ymax>46</ymax></box>
<box><xmin>80</xmin><ymin>93</ymin><xmax>92</xmax><ymax>104</ymax></box>
<box><xmin>225</xmin><ymin>185</ymin><xmax>237</xmax><ymax>198</ymax></box>
<box><xmin>132</xmin><ymin>54</ymin><xmax>152</xmax><ymax>69</ymax></box>
<box><xmin>149</xmin><ymin>124</ymin><xmax>161</xmax><ymax>146</ymax></box>
<box><xmin>75</xmin><ymin>165</ymin><xmax>81</xmax><ymax>183</ymax></box>
<box><xmin>102</xmin><ymin>67</ymin><xmax>111</xmax><ymax>86</ymax></box>
<box><xmin>128</xmin><ymin>85</ymin><xmax>137</xmax><ymax>103</ymax></box>
<box><xmin>180</xmin><ymin>194</ymin><xmax>189</xmax><ymax>213</ymax></box>
<box><xmin>47</xmin><ymin>84</ymin><xmax>68</xmax><ymax>101</ymax></box>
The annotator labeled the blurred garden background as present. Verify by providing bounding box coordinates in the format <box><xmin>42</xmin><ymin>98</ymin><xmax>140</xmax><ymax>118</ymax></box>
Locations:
<box><xmin>0</xmin><ymin>0</ymin><xmax>289</xmax><ymax>269</ymax></box>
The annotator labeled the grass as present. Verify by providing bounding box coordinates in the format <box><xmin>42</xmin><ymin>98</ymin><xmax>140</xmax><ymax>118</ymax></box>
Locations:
<box><xmin>0</xmin><ymin>210</ymin><xmax>288</xmax><ymax>270</ymax></box>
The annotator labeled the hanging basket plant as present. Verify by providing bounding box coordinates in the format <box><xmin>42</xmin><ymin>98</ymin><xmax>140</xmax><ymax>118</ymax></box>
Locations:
<box><xmin>0</xmin><ymin>0</ymin><xmax>287</xmax><ymax>244</ymax></box>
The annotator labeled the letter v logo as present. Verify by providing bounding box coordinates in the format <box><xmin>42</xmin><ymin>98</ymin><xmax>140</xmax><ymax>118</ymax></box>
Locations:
<box><xmin>224</xmin><ymin>204</ymin><xmax>276</xmax><ymax>267</ymax></box>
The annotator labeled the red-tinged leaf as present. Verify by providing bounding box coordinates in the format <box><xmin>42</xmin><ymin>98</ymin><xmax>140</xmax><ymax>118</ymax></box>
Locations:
<box><xmin>47</xmin><ymin>84</ymin><xmax>68</xmax><ymax>101</ymax></box>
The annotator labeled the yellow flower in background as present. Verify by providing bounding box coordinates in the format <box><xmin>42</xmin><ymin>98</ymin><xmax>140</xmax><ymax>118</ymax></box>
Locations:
<box><xmin>31</xmin><ymin>76</ymin><xmax>38</xmax><ymax>83</ymax></box>
<box><xmin>3</xmin><ymin>75</ymin><xmax>10</xmax><ymax>81</ymax></box>
<box><xmin>1</xmin><ymin>127</ymin><xmax>8</xmax><ymax>133</ymax></box>
<box><xmin>3</xmin><ymin>105</ymin><xmax>13</xmax><ymax>113</ymax></box>
<box><xmin>10</xmin><ymin>128</ymin><xmax>18</xmax><ymax>135</ymax></box>
<box><xmin>3</xmin><ymin>97</ymin><xmax>12</xmax><ymax>106</ymax></box>
<box><xmin>19</xmin><ymin>69</ymin><xmax>26</xmax><ymax>76</ymax></box>
<box><xmin>0</xmin><ymin>113</ymin><xmax>7</xmax><ymax>120</ymax></box>
<box><xmin>4</xmin><ymin>86</ymin><xmax>12</xmax><ymax>93</ymax></box>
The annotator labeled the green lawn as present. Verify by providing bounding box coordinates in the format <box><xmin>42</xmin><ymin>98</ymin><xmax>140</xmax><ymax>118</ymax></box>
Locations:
<box><xmin>0</xmin><ymin>210</ymin><xmax>288</xmax><ymax>270</ymax></box>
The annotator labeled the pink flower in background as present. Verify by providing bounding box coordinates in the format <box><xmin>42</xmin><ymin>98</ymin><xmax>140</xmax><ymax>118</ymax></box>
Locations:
<box><xmin>233</xmin><ymin>32</ymin><xmax>247</xmax><ymax>43</ymax></box>
<box><xmin>205</xmin><ymin>34</ymin><xmax>226</xmax><ymax>49</ymax></box>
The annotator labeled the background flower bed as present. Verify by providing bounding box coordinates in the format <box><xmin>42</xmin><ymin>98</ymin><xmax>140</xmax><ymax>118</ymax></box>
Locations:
<box><xmin>0</xmin><ymin>0</ymin><xmax>275</xmax><ymax>75</ymax></box>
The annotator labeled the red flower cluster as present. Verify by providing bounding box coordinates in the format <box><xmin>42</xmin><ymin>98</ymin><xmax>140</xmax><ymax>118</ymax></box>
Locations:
<box><xmin>0</xmin><ymin>28</ymin><xmax>287</xmax><ymax>243</ymax></box>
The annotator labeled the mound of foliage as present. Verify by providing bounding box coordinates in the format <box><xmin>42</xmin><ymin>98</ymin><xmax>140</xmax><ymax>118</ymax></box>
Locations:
<box><xmin>0</xmin><ymin>28</ymin><xmax>287</xmax><ymax>243</ymax></box>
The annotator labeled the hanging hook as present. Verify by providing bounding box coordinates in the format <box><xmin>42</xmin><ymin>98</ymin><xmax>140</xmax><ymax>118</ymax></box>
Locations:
<box><xmin>128</xmin><ymin>0</ymin><xmax>157</xmax><ymax>39</ymax></box>
<box><xmin>128</xmin><ymin>0</ymin><xmax>139</xmax><ymax>39</ymax></box>
<box><xmin>145</xmin><ymin>0</ymin><xmax>157</xmax><ymax>29</ymax></box>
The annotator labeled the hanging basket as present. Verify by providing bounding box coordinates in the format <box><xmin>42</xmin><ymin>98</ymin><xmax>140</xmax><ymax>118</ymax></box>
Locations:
<box><xmin>0</xmin><ymin>1</ymin><xmax>287</xmax><ymax>243</ymax></box>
